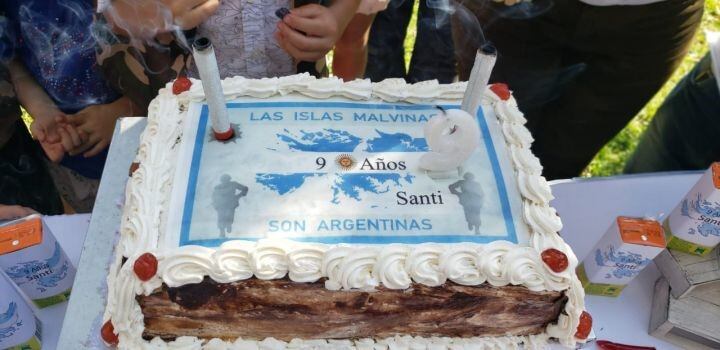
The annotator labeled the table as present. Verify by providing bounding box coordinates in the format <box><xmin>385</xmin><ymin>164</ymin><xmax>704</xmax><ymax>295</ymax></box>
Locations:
<box><xmin>550</xmin><ymin>172</ymin><xmax>702</xmax><ymax>350</ymax></box>
<box><xmin>56</xmin><ymin>117</ymin><xmax>701</xmax><ymax>349</ymax></box>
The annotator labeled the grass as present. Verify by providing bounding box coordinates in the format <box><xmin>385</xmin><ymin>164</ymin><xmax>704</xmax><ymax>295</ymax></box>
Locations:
<box><xmin>583</xmin><ymin>0</ymin><xmax>720</xmax><ymax>176</ymax></box>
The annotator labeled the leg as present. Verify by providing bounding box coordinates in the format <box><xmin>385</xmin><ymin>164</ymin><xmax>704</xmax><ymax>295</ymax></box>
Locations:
<box><xmin>365</xmin><ymin>0</ymin><xmax>414</xmax><ymax>81</ymax></box>
<box><xmin>408</xmin><ymin>0</ymin><xmax>456</xmax><ymax>83</ymax></box>
<box><xmin>625</xmin><ymin>54</ymin><xmax>720</xmax><ymax>173</ymax></box>
<box><xmin>0</xmin><ymin>120</ymin><xmax>64</xmax><ymax>215</ymax></box>
<box><xmin>463</xmin><ymin>209</ymin><xmax>473</xmax><ymax>231</ymax></box>
<box><xmin>333</xmin><ymin>13</ymin><xmax>376</xmax><ymax>81</ymax></box>
<box><xmin>44</xmin><ymin>161</ymin><xmax>100</xmax><ymax>213</ymax></box>
<box><xmin>532</xmin><ymin>0</ymin><xmax>703</xmax><ymax>179</ymax></box>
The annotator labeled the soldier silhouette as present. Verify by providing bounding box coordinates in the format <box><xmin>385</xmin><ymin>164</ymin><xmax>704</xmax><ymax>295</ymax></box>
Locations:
<box><xmin>212</xmin><ymin>174</ymin><xmax>248</xmax><ymax>237</ymax></box>
<box><xmin>449</xmin><ymin>172</ymin><xmax>484</xmax><ymax>234</ymax></box>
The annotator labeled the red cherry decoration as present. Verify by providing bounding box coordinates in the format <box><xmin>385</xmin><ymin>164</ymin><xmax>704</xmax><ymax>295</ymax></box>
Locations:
<box><xmin>541</xmin><ymin>248</ymin><xmax>569</xmax><ymax>273</ymax></box>
<box><xmin>128</xmin><ymin>162</ymin><xmax>140</xmax><ymax>177</ymax></box>
<box><xmin>575</xmin><ymin>311</ymin><xmax>593</xmax><ymax>340</ymax></box>
<box><xmin>133</xmin><ymin>253</ymin><xmax>158</xmax><ymax>281</ymax></box>
<box><xmin>172</xmin><ymin>76</ymin><xmax>192</xmax><ymax>95</ymax></box>
<box><xmin>489</xmin><ymin>83</ymin><xmax>511</xmax><ymax>101</ymax></box>
<box><xmin>101</xmin><ymin>320</ymin><xmax>119</xmax><ymax>345</ymax></box>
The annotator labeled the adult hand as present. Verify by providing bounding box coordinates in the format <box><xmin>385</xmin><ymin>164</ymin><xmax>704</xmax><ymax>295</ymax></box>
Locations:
<box><xmin>0</xmin><ymin>204</ymin><xmax>37</xmax><ymax>221</ymax></box>
<box><xmin>104</xmin><ymin>0</ymin><xmax>219</xmax><ymax>39</ymax></box>
<box><xmin>275</xmin><ymin>4</ymin><xmax>343</xmax><ymax>62</ymax></box>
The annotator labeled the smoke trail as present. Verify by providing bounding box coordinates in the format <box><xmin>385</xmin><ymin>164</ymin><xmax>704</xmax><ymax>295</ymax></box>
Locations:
<box><xmin>100</xmin><ymin>0</ymin><xmax>191</xmax><ymax>51</ymax></box>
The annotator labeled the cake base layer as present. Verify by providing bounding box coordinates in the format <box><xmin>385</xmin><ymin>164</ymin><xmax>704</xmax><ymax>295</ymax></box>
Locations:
<box><xmin>138</xmin><ymin>278</ymin><xmax>567</xmax><ymax>341</ymax></box>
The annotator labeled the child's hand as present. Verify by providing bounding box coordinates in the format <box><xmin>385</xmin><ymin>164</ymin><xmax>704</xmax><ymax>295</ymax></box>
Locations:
<box><xmin>275</xmin><ymin>4</ymin><xmax>343</xmax><ymax>61</ymax></box>
<box><xmin>58</xmin><ymin>97</ymin><xmax>135</xmax><ymax>158</ymax></box>
<box><xmin>0</xmin><ymin>204</ymin><xmax>37</xmax><ymax>221</ymax></box>
<box><xmin>56</xmin><ymin>123</ymin><xmax>89</xmax><ymax>157</ymax></box>
<box><xmin>29</xmin><ymin>108</ymin><xmax>67</xmax><ymax>163</ymax></box>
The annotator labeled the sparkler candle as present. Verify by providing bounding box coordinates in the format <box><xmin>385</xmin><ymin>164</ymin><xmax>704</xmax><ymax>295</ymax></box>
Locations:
<box><xmin>0</xmin><ymin>215</ymin><xmax>75</xmax><ymax>308</ymax></box>
<box><xmin>192</xmin><ymin>37</ymin><xmax>234</xmax><ymax>141</ymax></box>
<box><xmin>461</xmin><ymin>42</ymin><xmax>497</xmax><ymax>113</ymax></box>
<box><xmin>0</xmin><ymin>274</ymin><xmax>41</xmax><ymax>350</ymax></box>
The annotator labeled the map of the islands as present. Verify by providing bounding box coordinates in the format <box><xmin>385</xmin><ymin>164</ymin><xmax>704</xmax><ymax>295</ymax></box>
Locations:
<box><xmin>277</xmin><ymin>129</ymin><xmax>361</xmax><ymax>152</ymax></box>
<box><xmin>256</xmin><ymin>172</ymin><xmax>415</xmax><ymax>204</ymax></box>
<box><xmin>276</xmin><ymin>128</ymin><xmax>428</xmax><ymax>153</ymax></box>
<box><xmin>255</xmin><ymin>173</ymin><xmax>326</xmax><ymax>195</ymax></box>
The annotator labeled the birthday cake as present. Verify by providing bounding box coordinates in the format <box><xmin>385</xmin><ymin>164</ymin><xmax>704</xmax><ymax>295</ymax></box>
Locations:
<box><xmin>103</xmin><ymin>73</ymin><xmax>589</xmax><ymax>349</ymax></box>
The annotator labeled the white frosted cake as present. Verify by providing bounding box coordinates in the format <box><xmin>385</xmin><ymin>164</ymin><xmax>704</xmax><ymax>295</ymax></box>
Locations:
<box><xmin>103</xmin><ymin>74</ymin><xmax>589</xmax><ymax>349</ymax></box>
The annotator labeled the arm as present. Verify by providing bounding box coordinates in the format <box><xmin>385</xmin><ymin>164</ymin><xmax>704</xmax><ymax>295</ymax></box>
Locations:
<box><xmin>448</xmin><ymin>180</ymin><xmax>462</xmax><ymax>195</ymax></box>
<box><xmin>328</xmin><ymin>0</ymin><xmax>362</xmax><ymax>34</ymax></box>
<box><xmin>236</xmin><ymin>184</ymin><xmax>249</xmax><ymax>198</ymax></box>
<box><xmin>8</xmin><ymin>59</ymin><xmax>66</xmax><ymax>162</ymax></box>
<box><xmin>0</xmin><ymin>204</ymin><xmax>37</xmax><ymax>221</ymax></box>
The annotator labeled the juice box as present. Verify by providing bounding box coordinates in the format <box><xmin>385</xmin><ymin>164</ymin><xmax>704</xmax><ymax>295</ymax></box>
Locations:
<box><xmin>0</xmin><ymin>215</ymin><xmax>75</xmax><ymax>308</ymax></box>
<box><xmin>663</xmin><ymin>162</ymin><xmax>720</xmax><ymax>256</ymax></box>
<box><xmin>577</xmin><ymin>217</ymin><xmax>666</xmax><ymax>297</ymax></box>
<box><xmin>0</xmin><ymin>274</ymin><xmax>42</xmax><ymax>350</ymax></box>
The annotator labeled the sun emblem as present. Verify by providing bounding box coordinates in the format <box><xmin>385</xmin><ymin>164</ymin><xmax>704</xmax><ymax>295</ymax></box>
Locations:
<box><xmin>335</xmin><ymin>154</ymin><xmax>356</xmax><ymax>170</ymax></box>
